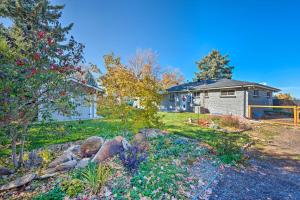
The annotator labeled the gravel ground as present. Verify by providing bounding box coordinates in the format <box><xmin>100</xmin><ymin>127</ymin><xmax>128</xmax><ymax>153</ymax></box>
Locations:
<box><xmin>209</xmin><ymin>156</ymin><xmax>300</xmax><ymax>200</ymax></box>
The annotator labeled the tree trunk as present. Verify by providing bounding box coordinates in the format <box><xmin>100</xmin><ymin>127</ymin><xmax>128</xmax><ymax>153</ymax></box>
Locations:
<box><xmin>18</xmin><ymin>135</ymin><xmax>26</xmax><ymax>167</ymax></box>
<box><xmin>11</xmin><ymin>135</ymin><xmax>18</xmax><ymax>168</ymax></box>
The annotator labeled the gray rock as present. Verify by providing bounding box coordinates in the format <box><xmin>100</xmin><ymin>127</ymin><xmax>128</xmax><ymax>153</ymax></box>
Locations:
<box><xmin>48</xmin><ymin>151</ymin><xmax>75</xmax><ymax>168</ymax></box>
<box><xmin>24</xmin><ymin>151</ymin><xmax>43</xmax><ymax>169</ymax></box>
<box><xmin>75</xmin><ymin>158</ymin><xmax>90</xmax><ymax>169</ymax></box>
<box><xmin>39</xmin><ymin>172</ymin><xmax>58</xmax><ymax>179</ymax></box>
<box><xmin>92</xmin><ymin>136</ymin><xmax>124</xmax><ymax>163</ymax></box>
<box><xmin>0</xmin><ymin>173</ymin><xmax>36</xmax><ymax>191</ymax></box>
<box><xmin>139</xmin><ymin>128</ymin><xmax>163</xmax><ymax>138</ymax></box>
<box><xmin>54</xmin><ymin>160</ymin><xmax>77</xmax><ymax>172</ymax></box>
<box><xmin>80</xmin><ymin>136</ymin><xmax>104</xmax><ymax>157</ymax></box>
<box><xmin>65</xmin><ymin>145</ymin><xmax>81</xmax><ymax>155</ymax></box>
<box><xmin>122</xmin><ymin>138</ymin><xmax>132</xmax><ymax>151</ymax></box>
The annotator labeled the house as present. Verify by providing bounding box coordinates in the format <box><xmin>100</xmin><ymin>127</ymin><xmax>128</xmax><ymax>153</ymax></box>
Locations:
<box><xmin>38</xmin><ymin>70</ymin><xmax>103</xmax><ymax>122</ymax></box>
<box><xmin>160</xmin><ymin>79</ymin><xmax>280</xmax><ymax>117</ymax></box>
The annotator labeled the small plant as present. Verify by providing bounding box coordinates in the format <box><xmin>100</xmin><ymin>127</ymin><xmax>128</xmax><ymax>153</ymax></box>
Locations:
<box><xmin>119</xmin><ymin>145</ymin><xmax>147</xmax><ymax>173</ymax></box>
<box><xmin>33</xmin><ymin>186</ymin><xmax>65</xmax><ymax>200</ymax></box>
<box><xmin>60</xmin><ymin>178</ymin><xmax>84</xmax><ymax>197</ymax></box>
<box><xmin>213</xmin><ymin>136</ymin><xmax>242</xmax><ymax>164</ymax></box>
<box><xmin>39</xmin><ymin>149</ymin><xmax>54</xmax><ymax>166</ymax></box>
<box><xmin>80</xmin><ymin>162</ymin><xmax>111</xmax><ymax>194</ymax></box>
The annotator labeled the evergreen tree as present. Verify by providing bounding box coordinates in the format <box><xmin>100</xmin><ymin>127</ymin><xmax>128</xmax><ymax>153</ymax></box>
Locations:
<box><xmin>195</xmin><ymin>50</ymin><xmax>234</xmax><ymax>81</ymax></box>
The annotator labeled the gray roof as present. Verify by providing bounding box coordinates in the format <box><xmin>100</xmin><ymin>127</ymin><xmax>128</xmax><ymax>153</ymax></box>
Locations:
<box><xmin>167</xmin><ymin>79</ymin><xmax>280</xmax><ymax>92</ymax></box>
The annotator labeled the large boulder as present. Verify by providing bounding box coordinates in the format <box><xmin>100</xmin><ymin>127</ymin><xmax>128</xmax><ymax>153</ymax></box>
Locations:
<box><xmin>48</xmin><ymin>151</ymin><xmax>75</xmax><ymax>168</ymax></box>
<box><xmin>55</xmin><ymin>160</ymin><xmax>78</xmax><ymax>172</ymax></box>
<box><xmin>65</xmin><ymin>145</ymin><xmax>81</xmax><ymax>156</ymax></box>
<box><xmin>44</xmin><ymin>160</ymin><xmax>77</xmax><ymax>174</ymax></box>
<box><xmin>133</xmin><ymin>133</ymin><xmax>149</xmax><ymax>151</ymax></box>
<box><xmin>0</xmin><ymin>173</ymin><xmax>36</xmax><ymax>191</ymax></box>
<box><xmin>80</xmin><ymin>136</ymin><xmax>104</xmax><ymax>157</ymax></box>
<box><xmin>92</xmin><ymin>136</ymin><xmax>124</xmax><ymax>163</ymax></box>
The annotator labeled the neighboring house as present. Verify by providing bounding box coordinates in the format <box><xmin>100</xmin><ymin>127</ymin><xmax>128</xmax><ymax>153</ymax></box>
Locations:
<box><xmin>160</xmin><ymin>79</ymin><xmax>280</xmax><ymax>117</ymax></box>
<box><xmin>38</xmin><ymin>70</ymin><xmax>103</xmax><ymax>122</ymax></box>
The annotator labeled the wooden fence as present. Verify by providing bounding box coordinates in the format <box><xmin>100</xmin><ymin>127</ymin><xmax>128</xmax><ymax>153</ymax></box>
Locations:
<box><xmin>248</xmin><ymin>105</ymin><xmax>300</xmax><ymax>126</ymax></box>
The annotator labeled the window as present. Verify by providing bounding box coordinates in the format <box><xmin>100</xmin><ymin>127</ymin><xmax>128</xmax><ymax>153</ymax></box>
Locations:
<box><xmin>169</xmin><ymin>93</ymin><xmax>175</xmax><ymax>102</ymax></box>
<box><xmin>220</xmin><ymin>90</ymin><xmax>235</xmax><ymax>97</ymax></box>
<box><xmin>204</xmin><ymin>91</ymin><xmax>209</xmax><ymax>97</ymax></box>
<box><xmin>253</xmin><ymin>90</ymin><xmax>259</xmax><ymax>97</ymax></box>
<box><xmin>267</xmin><ymin>92</ymin><xmax>271</xmax><ymax>98</ymax></box>
<box><xmin>193</xmin><ymin>92</ymin><xmax>200</xmax><ymax>97</ymax></box>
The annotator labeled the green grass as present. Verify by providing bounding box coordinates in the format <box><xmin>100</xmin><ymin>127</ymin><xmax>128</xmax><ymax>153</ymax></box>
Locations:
<box><xmin>160</xmin><ymin>112</ymin><xmax>251</xmax><ymax>164</ymax></box>
<box><xmin>0</xmin><ymin>119</ymin><xmax>127</xmax><ymax>157</ymax></box>
<box><xmin>1</xmin><ymin>112</ymin><xmax>251</xmax><ymax>164</ymax></box>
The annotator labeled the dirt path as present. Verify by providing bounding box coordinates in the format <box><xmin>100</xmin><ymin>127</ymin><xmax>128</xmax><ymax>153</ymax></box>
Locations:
<box><xmin>209</xmin><ymin>154</ymin><xmax>300</xmax><ymax>200</ymax></box>
<box><xmin>194</xmin><ymin>124</ymin><xmax>300</xmax><ymax>200</ymax></box>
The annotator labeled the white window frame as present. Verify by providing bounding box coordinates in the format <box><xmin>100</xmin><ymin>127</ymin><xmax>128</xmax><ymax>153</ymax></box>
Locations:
<box><xmin>253</xmin><ymin>90</ymin><xmax>259</xmax><ymax>97</ymax></box>
<box><xmin>193</xmin><ymin>91</ymin><xmax>200</xmax><ymax>97</ymax></box>
<box><xmin>220</xmin><ymin>90</ymin><xmax>236</xmax><ymax>97</ymax></box>
<box><xmin>204</xmin><ymin>91</ymin><xmax>209</xmax><ymax>98</ymax></box>
<box><xmin>267</xmin><ymin>91</ymin><xmax>272</xmax><ymax>99</ymax></box>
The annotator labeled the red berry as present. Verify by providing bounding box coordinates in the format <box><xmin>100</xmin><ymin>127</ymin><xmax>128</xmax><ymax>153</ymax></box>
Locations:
<box><xmin>16</xmin><ymin>59</ymin><xmax>24</xmax><ymax>66</ymax></box>
<box><xmin>37</xmin><ymin>31</ymin><xmax>45</xmax><ymax>39</ymax></box>
<box><xmin>47</xmin><ymin>38</ymin><xmax>54</xmax><ymax>45</ymax></box>
<box><xmin>33</xmin><ymin>53</ymin><xmax>41</xmax><ymax>61</ymax></box>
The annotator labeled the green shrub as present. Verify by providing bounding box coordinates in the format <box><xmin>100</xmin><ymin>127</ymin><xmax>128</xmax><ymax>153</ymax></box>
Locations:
<box><xmin>212</xmin><ymin>136</ymin><xmax>242</xmax><ymax>164</ymax></box>
<box><xmin>33</xmin><ymin>186</ymin><xmax>65</xmax><ymax>200</ymax></box>
<box><xmin>60</xmin><ymin>178</ymin><xmax>84</xmax><ymax>197</ymax></box>
<box><xmin>76</xmin><ymin>162</ymin><xmax>111</xmax><ymax>194</ymax></box>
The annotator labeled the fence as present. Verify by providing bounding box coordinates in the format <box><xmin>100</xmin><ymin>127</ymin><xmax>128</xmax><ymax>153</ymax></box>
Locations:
<box><xmin>248</xmin><ymin>105</ymin><xmax>300</xmax><ymax>126</ymax></box>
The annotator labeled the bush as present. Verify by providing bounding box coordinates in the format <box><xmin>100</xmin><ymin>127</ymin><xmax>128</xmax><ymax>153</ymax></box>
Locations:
<box><xmin>219</xmin><ymin>115</ymin><xmax>241</xmax><ymax>129</ymax></box>
<box><xmin>60</xmin><ymin>179</ymin><xmax>84</xmax><ymax>197</ymax></box>
<box><xmin>33</xmin><ymin>186</ymin><xmax>65</xmax><ymax>200</ymax></box>
<box><xmin>79</xmin><ymin>162</ymin><xmax>111</xmax><ymax>194</ymax></box>
<box><xmin>212</xmin><ymin>136</ymin><xmax>242</xmax><ymax>164</ymax></box>
<box><xmin>119</xmin><ymin>145</ymin><xmax>147</xmax><ymax>173</ymax></box>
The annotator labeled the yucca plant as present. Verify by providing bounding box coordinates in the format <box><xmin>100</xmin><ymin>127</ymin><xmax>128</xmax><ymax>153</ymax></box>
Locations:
<box><xmin>80</xmin><ymin>162</ymin><xmax>111</xmax><ymax>194</ymax></box>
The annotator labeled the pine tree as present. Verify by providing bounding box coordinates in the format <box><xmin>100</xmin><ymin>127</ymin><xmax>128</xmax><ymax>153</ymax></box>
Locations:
<box><xmin>195</xmin><ymin>50</ymin><xmax>234</xmax><ymax>81</ymax></box>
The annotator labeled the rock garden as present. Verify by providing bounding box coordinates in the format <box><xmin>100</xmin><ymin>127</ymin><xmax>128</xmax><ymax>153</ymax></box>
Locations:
<box><xmin>0</xmin><ymin>128</ymin><xmax>219</xmax><ymax>199</ymax></box>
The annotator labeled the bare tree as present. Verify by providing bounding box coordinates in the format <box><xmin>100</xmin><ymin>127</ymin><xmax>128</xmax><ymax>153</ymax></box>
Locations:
<box><xmin>127</xmin><ymin>49</ymin><xmax>161</xmax><ymax>80</ymax></box>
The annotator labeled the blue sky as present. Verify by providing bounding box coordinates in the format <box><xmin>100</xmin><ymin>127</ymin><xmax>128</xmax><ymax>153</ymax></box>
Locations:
<box><xmin>2</xmin><ymin>0</ymin><xmax>300</xmax><ymax>98</ymax></box>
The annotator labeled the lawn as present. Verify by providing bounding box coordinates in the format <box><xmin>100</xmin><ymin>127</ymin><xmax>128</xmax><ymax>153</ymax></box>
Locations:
<box><xmin>0</xmin><ymin>112</ymin><xmax>251</xmax><ymax>164</ymax></box>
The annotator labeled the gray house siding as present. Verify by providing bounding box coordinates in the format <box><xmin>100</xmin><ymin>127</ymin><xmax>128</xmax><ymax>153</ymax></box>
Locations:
<box><xmin>161</xmin><ymin>88</ymin><xmax>275</xmax><ymax>117</ymax></box>
<box><xmin>199</xmin><ymin>89</ymin><xmax>247</xmax><ymax>116</ymax></box>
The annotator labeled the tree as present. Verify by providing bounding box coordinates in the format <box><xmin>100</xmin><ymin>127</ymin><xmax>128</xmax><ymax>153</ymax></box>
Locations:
<box><xmin>194</xmin><ymin>50</ymin><xmax>234</xmax><ymax>81</ymax></box>
<box><xmin>161</xmin><ymin>67</ymin><xmax>185</xmax><ymax>89</ymax></box>
<box><xmin>98</xmin><ymin>52</ymin><xmax>162</xmax><ymax>131</ymax></box>
<box><xmin>274</xmin><ymin>93</ymin><xmax>294</xmax><ymax>100</ymax></box>
<box><xmin>0</xmin><ymin>0</ymin><xmax>85</xmax><ymax>168</ymax></box>
<box><xmin>128</xmin><ymin>49</ymin><xmax>161</xmax><ymax>80</ymax></box>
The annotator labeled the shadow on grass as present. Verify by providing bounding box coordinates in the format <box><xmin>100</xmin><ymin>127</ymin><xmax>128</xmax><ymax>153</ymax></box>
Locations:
<box><xmin>0</xmin><ymin>119</ymin><xmax>127</xmax><ymax>157</ymax></box>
